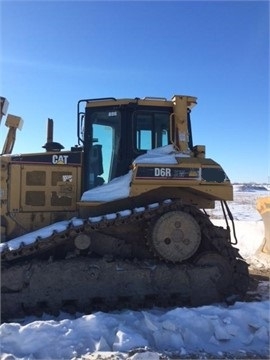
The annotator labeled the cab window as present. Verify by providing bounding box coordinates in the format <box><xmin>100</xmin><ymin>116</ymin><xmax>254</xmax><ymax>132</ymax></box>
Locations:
<box><xmin>133</xmin><ymin>111</ymin><xmax>170</xmax><ymax>151</ymax></box>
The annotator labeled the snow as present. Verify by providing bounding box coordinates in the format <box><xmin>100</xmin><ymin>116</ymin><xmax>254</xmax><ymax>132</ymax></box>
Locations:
<box><xmin>80</xmin><ymin>171</ymin><xmax>133</xmax><ymax>202</ymax></box>
<box><xmin>132</xmin><ymin>144</ymin><xmax>190</xmax><ymax>164</ymax></box>
<box><xmin>1</xmin><ymin>146</ymin><xmax>270</xmax><ymax>359</ymax></box>
<box><xmin>1</xmin><ymin>297</ymin><xmax>269</xmax><ymax>359</ymax></box>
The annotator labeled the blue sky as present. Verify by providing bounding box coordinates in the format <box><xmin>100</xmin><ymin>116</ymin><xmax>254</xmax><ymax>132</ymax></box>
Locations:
<box><xmin>0</xmin><ymin>0</ymin><xmax>269</xmax><ymax>183</ymax></box>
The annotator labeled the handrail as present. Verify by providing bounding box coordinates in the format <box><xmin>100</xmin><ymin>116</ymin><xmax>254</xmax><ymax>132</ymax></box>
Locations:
<box><xmin>85</xmin><ymin>97</ymin><xmax>117</xmax><ymax>103</ymax></box>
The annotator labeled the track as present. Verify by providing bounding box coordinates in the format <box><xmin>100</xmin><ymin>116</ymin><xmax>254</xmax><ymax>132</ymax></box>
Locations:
<box><xmin>1</xmin><ymin>200</ymin><xmax>250</xmax><ymax>322</ymax></box>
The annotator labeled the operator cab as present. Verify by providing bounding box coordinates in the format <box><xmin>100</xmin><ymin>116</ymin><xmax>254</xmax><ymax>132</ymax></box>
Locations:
<box><xmin>77</xmin><ymin>97</ymin><xmax>193</xmax><ymax>192</ymax></box>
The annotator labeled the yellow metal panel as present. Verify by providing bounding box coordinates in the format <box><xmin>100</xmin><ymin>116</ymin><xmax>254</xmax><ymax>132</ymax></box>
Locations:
<box><xmin>8</xmin><ymin>165</ymin><xmax>22</xmax><ymax>212</ymax></box>
<box><xmin>9</xmin><ymin>164</ymin><xmax>80</xmax><ymax>212</ymax></box>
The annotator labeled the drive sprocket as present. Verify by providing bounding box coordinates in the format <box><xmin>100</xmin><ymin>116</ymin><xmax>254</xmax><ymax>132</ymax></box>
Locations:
<box><xmin>147</xmin><ymin>210</ymin><xmax>201</xmax><ymax>262</ymax></box>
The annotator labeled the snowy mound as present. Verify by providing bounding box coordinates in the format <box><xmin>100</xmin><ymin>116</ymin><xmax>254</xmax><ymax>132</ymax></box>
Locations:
<box><xmin>81</xmin><ymin>171</ymin><xmax>132</xmax><ymax>202</ymax></box>
<box><xmin>1</xmin><ymin>300</ymin><xmax>269</xmax><ymax>359</ymax></box>
<box><xmin>133</xmin><ymin>144</ymin><xmax>189</xmax><ymax>164</ymax></box>
<box><xmin>234</xmin><ymin>184</ymin><xmax>269</xmax><ymax>192</ymax></box>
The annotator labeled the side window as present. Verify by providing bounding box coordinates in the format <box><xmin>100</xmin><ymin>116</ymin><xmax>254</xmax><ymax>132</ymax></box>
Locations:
<box><xmin>135</xmin><ymin>113</ymin><xmax>152</xmax><ymax>150</ymax></box>
<box><xmin>134</xmin><ymin>111</ymin><xmax>170</xmax><ymax>151</ymax></box>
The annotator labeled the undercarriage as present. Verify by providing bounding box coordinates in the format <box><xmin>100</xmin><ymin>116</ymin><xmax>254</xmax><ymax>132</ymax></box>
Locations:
<box><xmin>1</xmin><ymin>200</ymin><xmax>250</xmax><ymax>321</ymax></box>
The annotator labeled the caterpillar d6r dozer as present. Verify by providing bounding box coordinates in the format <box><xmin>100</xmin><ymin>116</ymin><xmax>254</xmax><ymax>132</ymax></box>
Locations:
<box><xmin>1</xmin><ymin>95</ymin><xmax>250</xmax><ymax>321</ymax></box>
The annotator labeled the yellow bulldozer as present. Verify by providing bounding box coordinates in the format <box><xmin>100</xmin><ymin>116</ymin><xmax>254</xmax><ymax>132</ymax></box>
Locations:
<box><xmin>1</xmin><ymin>95</ymin><xmax>250</xmax><ymax>321</ymax></box>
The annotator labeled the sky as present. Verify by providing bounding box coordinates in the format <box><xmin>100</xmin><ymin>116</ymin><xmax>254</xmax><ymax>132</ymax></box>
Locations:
<box><xmin>0</xmin><ymin>0</ymin><xmax>269</xmax><ymax>183</ymax></box>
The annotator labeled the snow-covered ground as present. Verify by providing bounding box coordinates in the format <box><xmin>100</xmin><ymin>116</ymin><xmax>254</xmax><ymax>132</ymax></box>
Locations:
<box><xmin>1</xmin><ymin>146</ymin><xmax>269</xmax><ymax>359</ymax></box>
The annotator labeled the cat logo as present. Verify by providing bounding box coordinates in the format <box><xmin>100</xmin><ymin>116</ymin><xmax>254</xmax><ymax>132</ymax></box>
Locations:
<box><xmin>52</xmin><ymin>154</ymin><xmax>69</xmax><ymax>165</ymax></box>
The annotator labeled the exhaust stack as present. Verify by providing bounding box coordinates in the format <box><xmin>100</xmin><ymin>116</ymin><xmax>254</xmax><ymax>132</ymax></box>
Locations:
<box><xmin>42</xmin><ymin>118</ymin><xmax>64</xmax><ymax>152</ymax></box>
